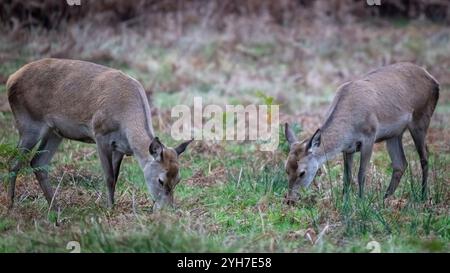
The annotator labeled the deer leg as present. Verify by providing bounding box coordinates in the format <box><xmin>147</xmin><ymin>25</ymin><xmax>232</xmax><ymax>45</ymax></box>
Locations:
<box><xmin>110</xmin><ymin>151</ymin><xmax>124</xmax><ymax>203</ymax></box>
<box><xmin>112</xmin><ymin>151</ymin><xmax>124</xmax><ymax>182</ymax></box>
<box><xmin>30</xmin><ymin>131</ymin><xmax>62</xmax><ymax>209</ymax></box>
<box><xmin>96</xmin><ymin>140</ymin><xmax>115</xmax><ymax>208</ymax></box>
<box><xmin>409</xmin><ymin>126</ymin><xmax>429</xmax><ymax>200</ymax></box>
<box><xmin>8</xmin><ymin>131</ymin><xmax>41</xmax><ymax>209</ymax></box>
<box><xmin>358</xmin><ymin>139</ymin><xmax>374</xmax><ymax>198</ymax></box>
<box><xmin>343</xmin><ymin>152</ymin><xmax>354</xmax><ymax>195</ymax></box>
<box><xmin>384</xmin><ymin>136</ymin><xmax>407</xmax><ymax>198</ymax></box>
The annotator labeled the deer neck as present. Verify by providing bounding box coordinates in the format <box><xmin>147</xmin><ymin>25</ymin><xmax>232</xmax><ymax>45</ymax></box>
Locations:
<box><xmin>125</xmin><ymin>125</ymin><xmax>155</xmax><ymax>169</ymax></box>
<box><xmin>315</xmin><ymin>126</ymin><xmax>348</xmax><ymax>165</ymax></box>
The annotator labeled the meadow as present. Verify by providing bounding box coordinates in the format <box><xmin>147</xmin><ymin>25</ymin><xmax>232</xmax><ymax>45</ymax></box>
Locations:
<box><xmin>0</xmin><ymin>2</ymin><xmax>449</xmax><ymax>252</ymax></box>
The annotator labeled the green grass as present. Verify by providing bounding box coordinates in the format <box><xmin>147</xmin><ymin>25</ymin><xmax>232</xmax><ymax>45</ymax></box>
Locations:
<box><xmin>0</xmin><ymin>132</ymin><xmax>448</xmax><ymax>252</ymax></box>
<box><xmin>0</xmin><ymin>18</ymin><xmax>449</xmax><ymax>253</ymax></box>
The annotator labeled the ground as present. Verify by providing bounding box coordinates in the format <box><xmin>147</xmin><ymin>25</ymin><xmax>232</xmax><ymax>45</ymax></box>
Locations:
<box><xmin>0</xmin><ymin>15</ymin><xmax>449</xmax><ymax>252</ymax></box>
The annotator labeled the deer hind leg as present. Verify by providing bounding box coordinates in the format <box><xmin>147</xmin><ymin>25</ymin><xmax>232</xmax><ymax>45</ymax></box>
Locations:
<box><xmin>408</xmin><ymin>122</ymin><xmax>430</xmax><ymax>200</ymax></box>
<box><xmin>384</xmin><ymin>135</ymin><xmax>407</xmax><ymax>198</ymax></box>
<box><xmin>30</xmin><ymin>131</ymin><xmax>62</xmax><ymax>210</ymax></box>
<box><xmin>8</xmin><ymin>128</ymin><xmax>43</xmax><ymax>209</ymax></box>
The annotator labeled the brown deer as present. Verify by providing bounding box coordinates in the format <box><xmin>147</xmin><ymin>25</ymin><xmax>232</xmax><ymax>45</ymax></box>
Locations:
<box><xmin>6</xmin><ymin>58</ymin><xmax>192</xmax><ymax>210</ymax></box>
<box><xmin>284</xmin><ymin>62</ymin><xmax>439</xmax><ymax>204</ymax></box>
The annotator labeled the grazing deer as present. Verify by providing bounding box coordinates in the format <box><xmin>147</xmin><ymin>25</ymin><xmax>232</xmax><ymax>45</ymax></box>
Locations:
<box><xmin>6</xmin><ymin>58</ymin><xmax>192</xmax><ymax>210</ymax></box>
<box><xmin>284</xmin><ymin>62</ymin><xmax>439</xmax><ymax>204</ymax></box>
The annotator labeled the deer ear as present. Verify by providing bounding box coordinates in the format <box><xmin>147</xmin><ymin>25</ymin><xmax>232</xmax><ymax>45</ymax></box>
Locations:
<box><xmin>306</xmin><ymin>129</ymin><xmax>321</xmax><ymax>151</ymax></box>
<box><xmin>175</xmin><ymin>139</ymin><xmax>193</xmax><ymax>156</ymax></box>
<box><xmin>149</xmin><ymin>137</ymin><xmax>164</xmax><ymax>161</ymax></box>
<box><xmin>285</xmin><ymin>123</ymin><xmax>298</xmax><ymax>147</ymax></box>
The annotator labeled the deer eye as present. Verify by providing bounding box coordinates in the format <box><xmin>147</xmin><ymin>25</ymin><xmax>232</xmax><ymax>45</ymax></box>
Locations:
<box><xmin>158</xmin><ymin>178</ymin><xmax>164</xmax><ymax>186</ymax></box>
<box><xmin>299</xmin><ymin>170</ymin><xmax>306</xmax><ymax>178</ymax></box>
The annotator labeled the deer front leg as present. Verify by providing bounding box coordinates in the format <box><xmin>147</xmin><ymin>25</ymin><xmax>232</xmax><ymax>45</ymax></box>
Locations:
<box><xmin>8</xmin><ymin>130</ymin><xmax>42</xmax><ymax>209</ymax></box>
<box><xmin>111</xmin><ymin>151</ymin><xmax>124</xmax><ymax>204</ymax></box>
<box><xmin>96</xmin><ymin>140</ymin><xmax>115</xmax><ymax>208</ymax></box>
<box><xmin>343</xmin><ymin>152</ymin><xmax>354</xmax><ymax>196</ymax></box>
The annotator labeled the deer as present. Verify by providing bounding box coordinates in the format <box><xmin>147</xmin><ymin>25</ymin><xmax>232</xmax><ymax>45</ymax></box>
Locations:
<box><xmin>6</xmin><ymin>58</ymin><xmax>193</xmax><ymax>211</ymax></box>
<box><xmin>284</xmin><ymin>62</ymin><xmax>439</xmax><ymax>204</ymax></box>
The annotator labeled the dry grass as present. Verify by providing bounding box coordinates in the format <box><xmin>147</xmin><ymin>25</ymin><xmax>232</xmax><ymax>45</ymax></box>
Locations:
<box><xmin>0</xmin><ymin>1</ymin><xmax>449</xmax><ymax>252</ymax></box>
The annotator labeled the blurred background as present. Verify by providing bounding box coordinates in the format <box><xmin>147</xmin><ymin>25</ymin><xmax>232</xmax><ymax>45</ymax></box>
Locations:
<box><xmin>1</xmin><ymin>0</ymin><xmax>449</xmax><ymax>139</ymax></box>
<box><xmin>1</xmin><ymin>0</ymin><xmax>449</xmax><ymax>151</ymax></box>
<box><xmin>0</xmin><ymin>0</ymin><xmax>449</xmax><ymax>253</ymax></box>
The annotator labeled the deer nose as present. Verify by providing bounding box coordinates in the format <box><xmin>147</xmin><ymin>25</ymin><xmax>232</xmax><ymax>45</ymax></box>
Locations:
<box><xmin>283</xmin><ymin>192</ymin><xmax>298</xmax><ymax>206</ymax></box>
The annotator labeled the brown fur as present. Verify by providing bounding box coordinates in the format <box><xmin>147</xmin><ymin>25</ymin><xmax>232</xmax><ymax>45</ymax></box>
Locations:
<box><xmin>286</xmin><ymin>142</ymin><xmax>303</xmax><ymax>174</ymax></box>
<box><xmin>7</xmin><ymin>58</ymin><xmax>153</xmax><ymax>151</ymax></box>
<box><xmin>285</xmin><ymin>62</ymin><xmax>439</xmax><ymax>202</ymax></box>
<box><xmin>319</xmin><ymin>62</ymin><xmax>439</xmax><ymax>153</ymax></box>
<box><xmin>6</xmin><ymin>58</ymin><xmax>191</xmax><ymax>210</ymax></box>
<box><xmin>162</xmin><ymin>149</ymin><xmax>180</xmax><ymax>189</ymax></box>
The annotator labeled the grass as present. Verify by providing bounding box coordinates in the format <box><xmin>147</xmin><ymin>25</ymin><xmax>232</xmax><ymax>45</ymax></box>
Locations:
<box><xmin>0</xmin><ymin>15</ymin><xmax>449</xmax><ymax>253</ymax></box>
<box><xmin>0</xmin><ymin>125</ymin><xmax>448</xmax><ymax>252</ymax></box>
